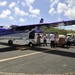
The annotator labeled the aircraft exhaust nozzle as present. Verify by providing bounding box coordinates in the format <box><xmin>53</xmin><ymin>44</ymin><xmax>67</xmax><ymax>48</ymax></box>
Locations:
<box><xmin>39</xmin><ymin>18</ymin><xmax>44</xmax><ymax>23</ymax></box>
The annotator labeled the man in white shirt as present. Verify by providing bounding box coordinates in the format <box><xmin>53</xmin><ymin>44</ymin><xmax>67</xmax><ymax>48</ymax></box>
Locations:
<box><xmin>50</xmin><ymin>32</ymin><xmax>55</xmax><ymax>48</ymax></box>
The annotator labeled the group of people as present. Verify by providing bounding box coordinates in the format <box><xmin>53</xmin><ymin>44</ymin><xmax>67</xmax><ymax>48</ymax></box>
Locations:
<box><xmin>37</xmin><ymin>32</ymin><xmax>55</xmax><ymax>48</ymax></box>
<box><xmin>37</xmin><ymin>32</ymin><xmax>71</xmax><ymax>48</ymax></box>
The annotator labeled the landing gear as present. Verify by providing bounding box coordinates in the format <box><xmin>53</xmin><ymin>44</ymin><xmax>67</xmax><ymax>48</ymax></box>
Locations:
<box><xmin>8</xmin><ymin>40</ymin><xmax>13</xmax><ymax>45</ymax></box>
<box><xmin>28</xmin><ymin>42</ymin><xmax>34</xmax><ymax>47</ymax></box>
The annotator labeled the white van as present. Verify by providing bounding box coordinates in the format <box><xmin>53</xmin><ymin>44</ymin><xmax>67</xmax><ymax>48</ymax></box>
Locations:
<box><xmin>67</xmin><ymin>33</ymin><xmax>75</xmax><ymax>45</ymax></box>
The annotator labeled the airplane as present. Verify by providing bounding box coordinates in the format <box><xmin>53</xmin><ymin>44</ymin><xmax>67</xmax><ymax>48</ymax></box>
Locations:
<box><xmin>0</xmin><ymin>18</ymin><xmax>75</xmax><ymax>47</ymax></box>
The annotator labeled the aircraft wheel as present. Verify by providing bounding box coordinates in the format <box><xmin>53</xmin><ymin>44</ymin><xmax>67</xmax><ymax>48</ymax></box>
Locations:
<box><xmin>28</xmin><ymin>42</ymin><xmax>34</xmax><ymax>47</ymax></box>
<box><xmin>8</xmin><ymin>40</ymin><xmax>13</xmax><ymax>45</ymax></box>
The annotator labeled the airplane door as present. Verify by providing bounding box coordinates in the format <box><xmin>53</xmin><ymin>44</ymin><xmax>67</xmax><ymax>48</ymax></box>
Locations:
<box><xmin>29</xmin><ymin>27</ymin><xmax>35</xmax><ymax>39</ymax></box>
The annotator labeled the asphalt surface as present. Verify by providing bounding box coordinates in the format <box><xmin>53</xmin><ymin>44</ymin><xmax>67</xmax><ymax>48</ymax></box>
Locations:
<box><xmin>0</xmin><ymin>40</ymin><xmax>75</xmax><ymax>75</ymax></box>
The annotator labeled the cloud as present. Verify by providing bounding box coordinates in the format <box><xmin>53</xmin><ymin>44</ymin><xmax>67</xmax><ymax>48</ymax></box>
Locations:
<box><xmin>57</xmin><ymin>1</ymin><xmax>75</xmax><ymax>19</ymax></box>
<box><xmin>21</xmin><ymin>1</ymin><xmax>26</xmax><ymax>7</ymax></box>
<box><xmin>66</xmin><ymin>0</ymin><xmax>75</xmax><ymax>4</ymax></box>
<box><xmin>49</xmin><ymin>7</ymin><xmax>56</xmax><ymax>15</ymax></box>
<box><xmin>64</xmin><ymin>0</ymin><xmax>75</xmax><ymax>19</ymax></box>
<box><xmin>0</xmin><ymin>1</ymin><xmax>7</xmax><ymax>6</ymax></box>
<box><xmin>50</xmin><ymin>0</ymin><xmax>59</xmax><ymax>7</ymax></box>
<box><xmin>49</xmin><ymin>0</ymin><xmax>75</xmax><ymax>19</ymax></box>
<box><xmin>57</xmin><ymin>3</ymin><xmax>68</xmax><ymax>14</ymax></box>
<box><xmin>49</xmin><ymin>0</ymin><xmax>59</xmax><ymax>15</ymax></box>
<box><xmin>17</xmin><ymin>0</ymin><xmax>20</xmax><ymax>4</ymax></box>
<box><xmin>0</xmin><ymin>9</ymin><xmax>11</xmax><ymax>19</ymax></box>
<box><xmin>67</xmin><ymin>0</ymin><xmax>75</xmax><ymax>10</ymax></box>
<box><xmin>29</xmin><ymin>14</ymin><xmax>37</xmax><ymax>18</ymax></box>
<box><xmin>29</xmin><ymin>6</ymin><xmax>40</xmax><ymax>16</ymax></box>
<box><xmin>25</xmin><ymin>0</ymin><xmax>35</xmax><ymax>6</ymax></box>
<box><xmin>9</xmin><ymin>2</ymin><xmax>16</xmax><ymax>8</ymax></box>
<box><xmin>9</xmin><ymin>16</ymin><xmax>14</xmax><ymax>20</ymax></box>
<box><xmin>19</xmin><ymin>18</ymin><xmax>26</xmax><ymax>22</ymax></box>
<box><xmin>25</xmin><ymin>0</ymin><xmax>40</xmax><ymax>18</ymax></box>
<box><xmin>14</xmin><ymin>7</ymin><xmax>28</xmax><ymax>16</ymax></box>
<box><xmin>64</xmin><ymin>7</ymin><xmax>75</xmax><ymax>19</ymax></box>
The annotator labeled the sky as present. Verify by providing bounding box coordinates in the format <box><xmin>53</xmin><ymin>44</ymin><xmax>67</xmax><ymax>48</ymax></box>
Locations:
<box><xmin>0</xmin><ymin>0</ymin><xmax>75</xmax><ymax>30</ymax></box>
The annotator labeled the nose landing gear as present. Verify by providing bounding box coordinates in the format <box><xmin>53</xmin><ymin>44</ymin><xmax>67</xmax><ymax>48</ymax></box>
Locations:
<box><xmin>8</xmin><ymin>40</ymin><xmax>13</xmax><ymax>45</ymax></box>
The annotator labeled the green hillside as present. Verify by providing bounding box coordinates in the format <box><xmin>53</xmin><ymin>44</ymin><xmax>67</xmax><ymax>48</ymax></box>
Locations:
<box><xmin>42</xmin><ymin>27</ymin><xmax>75</xmax><ymax>35</ymax></box>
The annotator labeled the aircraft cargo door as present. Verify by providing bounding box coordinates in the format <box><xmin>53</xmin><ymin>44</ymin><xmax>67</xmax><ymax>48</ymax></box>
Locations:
<box><xmin>29</xmin><ymin>27</ymin><xmax>35</xmax><ymax>39</ymax></box>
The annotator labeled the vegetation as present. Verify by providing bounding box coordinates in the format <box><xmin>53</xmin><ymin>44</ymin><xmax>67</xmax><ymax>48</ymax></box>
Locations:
<box><xmin>42</xmin><ymin>27</ymin><xmax>75</xmax><ymax>35</ymax></box>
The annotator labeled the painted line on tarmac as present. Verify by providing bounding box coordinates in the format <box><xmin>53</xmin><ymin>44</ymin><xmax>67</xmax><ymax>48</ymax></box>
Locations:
<box><xmin>0</xmin><ymin>72</ymin><xmax>75</xmax><ymax>75</ymax></box>
<box><xmin>0</xmin><ymin>51</ymin><xmax>43</xmax><ymax>63</ymax></box>
<box><xmin>0</xmin><ymin>72</ymin><xmax>65</xmax><ymax>75</ymax></box>
<box><xmin>0</xmin><ymin>47</ymin><xmax>60</xmax><ymax>63</ymax></box>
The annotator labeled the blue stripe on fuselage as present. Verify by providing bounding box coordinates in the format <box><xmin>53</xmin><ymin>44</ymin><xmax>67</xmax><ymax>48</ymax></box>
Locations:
<box><xmin>0</xmin><ymin>28</ymin><xmax>41</xmax><ymax>36</ymax></box>
<box><xmin>0</xmin><ymin>28</ymin><xmax>28</xmax><ymax>36</ymax></box>
<box><xmin>0</xmin><ymin>28</ymin><xmax>15</xmax><ymax>36</ymax></box>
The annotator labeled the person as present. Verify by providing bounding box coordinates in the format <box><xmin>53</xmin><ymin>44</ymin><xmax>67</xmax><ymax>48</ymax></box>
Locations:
<box><xmin>37</xmin><ymin>34</ymin><xmax>41</xmax><ymax>45</ymax></box>
<box><xmin>66</xmin><ymin>36</ymin><xmax>71</xmax><ymax>48</ymax></box>
<box><xmin>43</xmin><ymin>34</ymin><xmax>47</xmax><ymax>46</ymax></box>
<box><xmin>50</xmin><ymin>32</ymin><xmax>55</xmax><ymax>48</ymax></box>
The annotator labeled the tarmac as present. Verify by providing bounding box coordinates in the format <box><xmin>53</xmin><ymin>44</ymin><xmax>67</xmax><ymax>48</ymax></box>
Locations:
<box><xmin>0</xmin><ymin>40</ymin><xmax>75</xmax><ymax>75</ymax></box>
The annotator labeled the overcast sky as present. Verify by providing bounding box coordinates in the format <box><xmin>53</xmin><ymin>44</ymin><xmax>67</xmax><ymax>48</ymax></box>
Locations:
<box><xmin>0</xmin><ymin>0</ymin><xmax>75</xmax><ymax>30</ymax></box>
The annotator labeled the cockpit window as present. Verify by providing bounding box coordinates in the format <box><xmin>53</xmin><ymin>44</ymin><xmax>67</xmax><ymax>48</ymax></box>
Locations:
<box><xmin>3</xmin><ymin>25</ymin><xmax>18</xmax><ymax>29</ymax></box>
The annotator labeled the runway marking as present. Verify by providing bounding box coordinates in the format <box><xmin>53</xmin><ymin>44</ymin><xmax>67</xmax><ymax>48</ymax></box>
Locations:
<box><xmin>0</xmin><ymin>72</ymin><xmax>75</xmax><ymax>75</ymax></box>
<box><xmin>0</xmin><ymin>47</ymin><xmax>62</xmax><ymax>63</ymax></box>
<box><xmin>0</xmin><ymin>72</ymin><xmax>70</xmax><ymax>75</ymax></box>
<box><xmin>0</xmin><ymin>52</ymin><xmax>42</xmax><ymax>63</ymax></box>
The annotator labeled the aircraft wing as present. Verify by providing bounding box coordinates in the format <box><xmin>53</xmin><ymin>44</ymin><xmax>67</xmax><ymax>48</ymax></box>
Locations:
<box><xmin>15</xmin><ymin>20</ymin><xmax>75</xmax><ymax>30</ymax></box>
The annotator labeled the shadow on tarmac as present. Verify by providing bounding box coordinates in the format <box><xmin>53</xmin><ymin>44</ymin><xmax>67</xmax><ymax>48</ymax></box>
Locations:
<box><xmin>30</xmin><ymin>46</ymin><xmax>75</xmax><ymax>58</ymax></box>
<box><xmin>0</xmin><ymin>42</ymin><xmax>21</xmax><ymax>52</ymax></box>
<box><xmin>0</xmin><ymin>42</ymin><xmax>75</xmax><ymax>58</ymax></box>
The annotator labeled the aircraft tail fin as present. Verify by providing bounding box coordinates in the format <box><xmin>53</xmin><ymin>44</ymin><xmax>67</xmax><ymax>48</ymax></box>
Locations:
<box><xmin>39</xmin><ymin>18</ymin><xmax>44</xmax><ymax>23</ymax></box>
<box><xmin>35</xmin><ymin>18</ymin><xmax>44</xmax><ymax>33</ymax></box>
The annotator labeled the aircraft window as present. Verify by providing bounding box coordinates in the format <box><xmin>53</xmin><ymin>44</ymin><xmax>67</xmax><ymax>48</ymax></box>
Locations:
<box><xmin>3</xmin><ymin>25</ymin><xmax>18</xmax><ymax>29</ymax></box>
